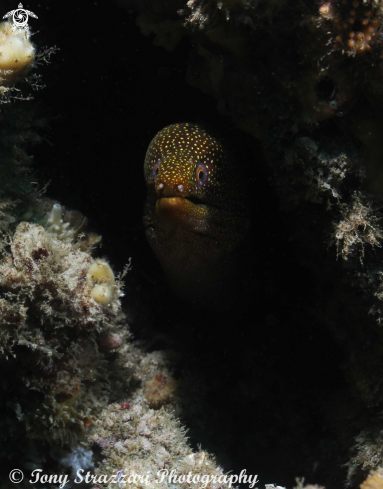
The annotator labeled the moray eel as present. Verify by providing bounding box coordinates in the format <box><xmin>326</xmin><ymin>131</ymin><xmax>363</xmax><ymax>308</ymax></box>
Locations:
<box><xmin>143</xmin><ymin>123</ymin><xmax>251</xmax><ymax>309</ymax></box>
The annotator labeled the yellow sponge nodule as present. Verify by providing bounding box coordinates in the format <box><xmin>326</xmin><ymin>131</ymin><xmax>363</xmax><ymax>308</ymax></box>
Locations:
<box><xmin>87</xmin><ymin>260</ymin><xmax>115</xmax><ymax>285</ymax></box>
<box><xmin>0</xmin><ymin>22</ymin><xmax>35</xmax><ymax>84</ymax></box>
<box><xmin>87</xmin><ymin>260</ymin><xmax>118</xmax><ymax>306</ymax></box>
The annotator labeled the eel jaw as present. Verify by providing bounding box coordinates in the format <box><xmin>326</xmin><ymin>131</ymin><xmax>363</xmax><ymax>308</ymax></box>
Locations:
<box><xmin>156</xmin><ymin>197</ymin><xmax>186</xmax><ymax>219</ymax></box>
<box><xmin>156</xmin><ymin>197</ymin><xmax>211</xmax><ymax>235</ymax></box>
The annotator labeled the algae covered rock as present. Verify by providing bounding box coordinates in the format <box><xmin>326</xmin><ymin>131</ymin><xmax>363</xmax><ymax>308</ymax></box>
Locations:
<box><xmin>0</xmin><ymin>221</ymin><xmax>123</xmax><ymax>442</ymax></box>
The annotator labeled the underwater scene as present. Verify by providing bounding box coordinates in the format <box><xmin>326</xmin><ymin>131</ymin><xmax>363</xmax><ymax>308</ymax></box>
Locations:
<box><xmin>3</xmin><ymin>0</ymin><xmax>383</xmax><ymax>488</ymax></box>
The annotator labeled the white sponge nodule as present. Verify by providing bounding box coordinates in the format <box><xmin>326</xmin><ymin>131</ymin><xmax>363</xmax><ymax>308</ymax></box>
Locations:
<box><xmin>91</xmin><ymin>284</ymin><xmax>115</xmax><ymax>306</ymax></box>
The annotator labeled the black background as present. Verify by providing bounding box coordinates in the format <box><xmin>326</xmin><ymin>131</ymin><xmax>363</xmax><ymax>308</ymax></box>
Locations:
<box><xmin>29</xmin><ymin>1</ymin><xmax>228</xmax><ymax>274</ymax></box>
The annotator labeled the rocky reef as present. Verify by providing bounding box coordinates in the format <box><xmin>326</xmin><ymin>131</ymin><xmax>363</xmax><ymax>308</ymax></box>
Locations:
<box><xmin>5</xmin><ymin>0</ymin><xmax>383</xmax><ymax>487</ymax></box>
<box><xmin>109</xmin><ymin>0</ymin><xmax>383</xmax><ymax>486</ymax></box>
<box><xmin>0</xmin><ymin>18</ymin><xmax>229</xmax><ymax>488</ymax></box>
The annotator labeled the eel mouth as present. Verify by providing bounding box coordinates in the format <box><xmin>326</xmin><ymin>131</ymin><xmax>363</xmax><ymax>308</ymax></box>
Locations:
<box><xmin>157</xmin><ymin>195</ymin><xmax>224</xmax><ymax>211</ymax></box>
<box><xmin>156</xmin><ymin>196</ymin><xmax>194</xmax><ymax>220</ymax></box>
<box><xmin>155</xmin><ymin>196</ymin><xmax>211</xmax><ymax>235</ymax></box>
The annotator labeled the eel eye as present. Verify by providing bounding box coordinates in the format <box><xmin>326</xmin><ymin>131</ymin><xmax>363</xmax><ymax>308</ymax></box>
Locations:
<box><xmin>153</xmin><ymin>159</ymin><xmax>161</xmax><ymax>181</ymax></box>
<box><xmin>196</xmin><ymin>162</ymin><xmax>208</xmax><ymax>185</ymax></box>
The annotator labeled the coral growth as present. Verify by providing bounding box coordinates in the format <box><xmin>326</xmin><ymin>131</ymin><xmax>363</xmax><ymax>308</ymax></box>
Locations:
<box><xmin>180</xmin><ymin>0</ymin><xmax>258</xmax><ymax>29</ymax></box>
<box><xmin>347</xmin><ymin>431</ymin><xmax>383</xmax><ymax>483</ymax></box>
<box><xmin>90</xmin><ymin>400</ymin><xmax>232</xmax><ymax>489</ymax></box>
<box><xmin>360</xmin><ymin>469</ymin><xmax>383</xmax><ymax>489</ymax></box>
<box><xmin>144</xmin><ymin>374</ymin><xmax>179</xmax><ymax>409</ymax></box>
<box><xmin>317</xmin><ymin>0</ymin><xmax>383</xmax><ymax>55</ymax></box>
<box><xmin>33</xmin><ymin>200</ymin><xmax>102</xmax><ymax>252</ymax></box>
<box><xmin>0</xmin><ymin>20</ymin><xmax>54</xmax><ymax>102</ymax></box>
<box><xmin>334</xmin><ymin>192</ymin><xmax>383</xmax><ymax>260</ymax></box>
<box><xmin>0</xmin><ymin>21</ymin><xmax>34</xmax><ymax>87</ymax></box>
<box><xmin>0</xmin><ymin>221</ymin><xmax>122</xmax><ymax>442</ymax></box>
<box><xmin>41</xmin><ymin>202</ymin><xmax>82</xmax><ymax>241</ymax></box>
